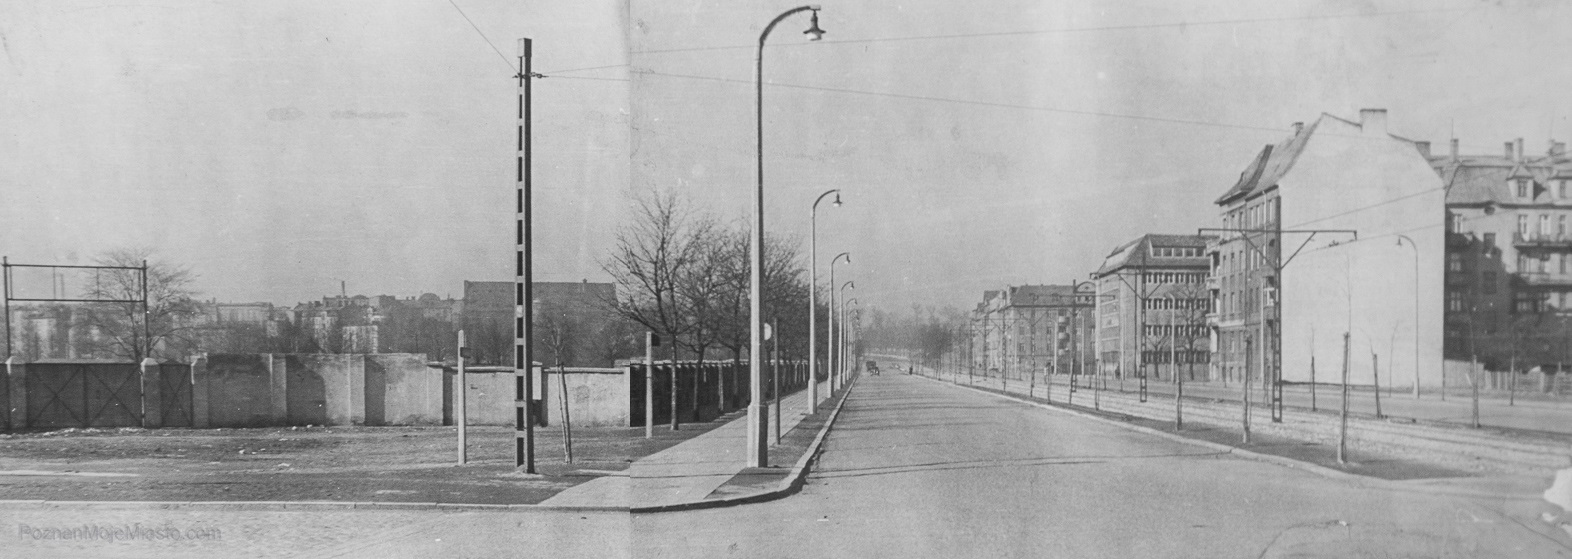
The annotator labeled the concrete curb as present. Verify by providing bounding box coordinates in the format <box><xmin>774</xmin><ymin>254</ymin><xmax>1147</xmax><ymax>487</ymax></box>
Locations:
<box><xmin>918</xmin><ymin>375</ymin><xmax>1395</xmax><ymax>483</ymax></box>
<box><xmin>0</xmin><ymin>385</ymin><xmax>853</xmax><ymax>515</ymax></box>
<box><xmin>629</xmin><ymin>376</ymin><xmax>861</xmax><ymax>514</ymax></box>
<box><xmin>0</xmin><ymin>498</ymin><xmax>630</xmax><ymax>513</ymax></box>
<box><xmin>914</xmin><ymin>373</ymin><xmax>1555</xmax><ymax>501</ymax></box>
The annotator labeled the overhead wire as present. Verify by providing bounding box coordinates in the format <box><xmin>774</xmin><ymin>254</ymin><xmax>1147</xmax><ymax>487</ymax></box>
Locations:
<box><xmin>633</xmin><ymin>69</ymin><xmax>1285</xmax><ymax>135</ymax></box>
<box><xmin>438</xmin><ymin>3</ymin><xmax>1502</xmax><ymax>291</ymax></box>
<box><xmin>445</xmin><ymin>0</ymin><xmax>517</xmax><ymax>74</ymax></box>
<box><xmin>631</xmin><ymin>5</ymin><xmax>1481</xmax><ymax>55</ymax></box>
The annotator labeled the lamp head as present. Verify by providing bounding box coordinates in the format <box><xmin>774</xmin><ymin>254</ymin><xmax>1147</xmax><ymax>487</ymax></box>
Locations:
<box><xmin>803</xmin><ymin>9</ymin><xmax>825</xmax><ymax>41</ymax></box>
<box><xmin>833</xmin><ymin>193</ymin><xmax>841</xmax><ymax>207</ymax></box>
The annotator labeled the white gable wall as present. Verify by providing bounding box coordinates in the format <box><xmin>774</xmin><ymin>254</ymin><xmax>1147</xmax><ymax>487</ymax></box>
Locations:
<box><xmin>1276</xmin><ymin>115</ymin><xmax>1446</xmax><ymax>388</ymax></box>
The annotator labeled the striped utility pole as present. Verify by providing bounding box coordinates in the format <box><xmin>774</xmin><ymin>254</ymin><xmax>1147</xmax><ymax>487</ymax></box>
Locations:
<box><xmin>514</xmin><ymin>38</ymin><xmax>538</xmax><ymax>473</ymax></box>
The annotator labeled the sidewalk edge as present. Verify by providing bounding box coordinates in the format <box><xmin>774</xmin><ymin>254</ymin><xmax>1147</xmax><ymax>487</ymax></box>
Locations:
<box><xmin>916</xmin><ymin>373</ymin><xmax>1549</xmax><ymax>501</ymax></box>
<box><xmin>0</xmin><ymin>499</ymin><xmax>631</xmax><ymax>513</ymax></box>
<box><xmin>629</xmin><ymin>376</ymin><xmax>860</xmax><ymax>514</ymax></box>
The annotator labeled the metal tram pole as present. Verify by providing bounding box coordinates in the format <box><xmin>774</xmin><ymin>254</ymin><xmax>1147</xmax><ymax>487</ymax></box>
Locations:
<box><xmin>1339</xmin><ymin>332</ymin><xmax>1350</xmax><ymax>464</ymax></box>
<box><xmin>645</xmin><ymin>331</ymin><xmax>656</xmax><ymax>439</ymax></box>
<box><xmin>513</xmin><ymin>37</ymin><xmax>538</xmax><ymax>473</ymax></box>
<box><xmin>458</xmin><ymin>330</ymin><xmax>468</xmax><ymax>464</ymax></box>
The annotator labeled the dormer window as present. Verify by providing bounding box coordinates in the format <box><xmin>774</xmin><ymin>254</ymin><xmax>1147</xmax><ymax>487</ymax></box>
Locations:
<box><xmin>1517</xmin><ymin>179</ymin><xmax>1531</xmax><ymax>198</ymax></box>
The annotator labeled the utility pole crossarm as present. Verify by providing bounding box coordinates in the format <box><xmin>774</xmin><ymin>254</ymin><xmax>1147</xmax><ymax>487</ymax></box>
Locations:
<box><xmin>1196</xmin><ymin>227</ymin><xmax>1358</xmax><ymax>271</ymax></box>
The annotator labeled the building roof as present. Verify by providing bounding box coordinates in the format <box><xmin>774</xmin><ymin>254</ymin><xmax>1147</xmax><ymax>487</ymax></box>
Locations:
<box><xmin>1094</xmin><ymin>233</ymin><xmax>1215</xmax><ymax>277</ymax></box>
<box><xmin>1215</xmin><ymin>119</ymin><xmax>1320</xmax><ymax>206</ymax></box>
<box><xmin>1009</xmin><ymin>284</ymin><xmax>1074</xmax><ymax>305</ymax></box>
<box><xmin>1434</xmin><ymin>147</ymin><xmax>1572</xmax><ymax>205</ymax></box>
<box><xmin>1215</xmin><ymin>111</ymin><xmax>1424</xmax><ymax>206</ymax></box>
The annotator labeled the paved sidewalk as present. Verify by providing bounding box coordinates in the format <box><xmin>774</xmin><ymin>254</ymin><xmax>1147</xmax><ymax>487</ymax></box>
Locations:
<box><xmin>541</xmin><ymin>380</ymin><xmax>837</xmax><ymax>508</ymax></box>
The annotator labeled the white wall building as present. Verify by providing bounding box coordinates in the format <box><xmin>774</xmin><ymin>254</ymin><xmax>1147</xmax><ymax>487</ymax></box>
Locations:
<box><xmin>1210</xmin><ymin>109</ymin><xmax>1445</xmax><ymax>389</ymax></box>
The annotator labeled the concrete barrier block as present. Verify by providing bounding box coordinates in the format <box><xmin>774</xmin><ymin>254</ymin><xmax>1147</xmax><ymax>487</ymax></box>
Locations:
<box><xmin>191</xmin><ymin>355</ymin><xmax>210</xmax><ymax>428</ymax></box>
<box><xmin>6</xmin><ymin>358</ymin><xmax>25</xmax><ymax>430</ymax></box>
<box><xmin>140</xmin><ymin>358</ymin><xmax>161</xmax><ymax>428</ymax></box>
<box><xmin>268</xmin><ymin>354</ymin><xmax>288</xmax><ymax>423</ymax></box>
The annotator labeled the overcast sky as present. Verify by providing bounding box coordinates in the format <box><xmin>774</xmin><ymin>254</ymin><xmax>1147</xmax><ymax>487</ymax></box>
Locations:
<box><xmin>2</xmin><ymin>0</ymin><xmax>1568</xmax><ymax>315</ymax></box>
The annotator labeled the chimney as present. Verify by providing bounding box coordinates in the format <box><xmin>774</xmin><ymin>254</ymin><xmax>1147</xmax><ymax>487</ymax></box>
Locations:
<box><xmin>1450</xmin><ymin>138</ymin><xmax>1459</xmax><ymax>161</ymax></box>
<box><xmin>1552</xmin><ymin>140</ymin><xmax>1566</xmax><ymax>158</ymax></box>
<box><xmin>1358</xmin><ymin>108</ymin><xmax>1387</xmax><ymax>136</ymax></box>
<box><xmin>1516</xmin><ymin>137</ymin><xmax>1525</xmax><ymax>162</ymax></box>
<box><xmin>1506</xmin><ymin>141</ymin><xmax>1515</xmax><ymax>160</ymax></box>
<box><xmin>1291</xmin><ymin>122</ymin><xmax>1304</xmax><ymax>134</ymax></box>
<box><xmin>1415</xmin><ymin>141</ymin><xmax>1431</xmax><ymax>159</ymax></box>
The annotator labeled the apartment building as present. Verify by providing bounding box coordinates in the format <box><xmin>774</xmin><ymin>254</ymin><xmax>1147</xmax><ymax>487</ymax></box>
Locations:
<box><xmin>1437</xmin><ymin>137</ymin><xmax>1572</xmax><ymax>369</ymax></box>
<box><xmin>1093</xmin><ymin>234</ymin><xmax>1214</xmax><ymax>381</ymax></box>
<box><xmin>1209</xmin><ymin>109</ymin><xmax>1444</xmax><ymax>389</ymax></box>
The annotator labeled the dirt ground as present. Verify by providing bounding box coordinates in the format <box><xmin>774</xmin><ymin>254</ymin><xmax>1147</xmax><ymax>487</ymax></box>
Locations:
<box><xmin>0</xmin><ymin>421</ymin><xmax>725</xmax><ymax>505</ymax></box>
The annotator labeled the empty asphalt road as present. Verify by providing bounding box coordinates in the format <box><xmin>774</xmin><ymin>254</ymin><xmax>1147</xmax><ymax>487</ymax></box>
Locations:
<box><xmin>633</xmin><ymin>373</ymin><xmax>1570</xmax><ymax>558</ymax></box>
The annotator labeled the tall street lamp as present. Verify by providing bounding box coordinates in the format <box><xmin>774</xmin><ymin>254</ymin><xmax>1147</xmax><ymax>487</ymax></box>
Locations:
<box><xmin>829</xmin><ymin>251</ymin><xmax>850</xmax><ymax>395</ymax></box>
<box><xmin>1166</xmin><ymin>292</ymin><xmax>1182</xmax><ymax>430</ymax></box>
<box><xmin>1395</xmin><ymin>234</ymin><xmax>1421</xmax><ymax>399</ymax></box>
<box><xmin>840</xmin><ymin>283</ymin><xmax>856</xmax><ymax>386</ymax></box>
<box><xmin>809</xmin><ymin>189</ymin><xmax>842</xmax><ymax>414</ymax></box>
<box><xmin>844</xmin><ymin>296</ymin><xmax>858</xmax><ymax>382</ymax></box>
<box><xmin>749</xmin><ymin>5</ymin><xmax>825</xmax><ymax>469</ymax></box>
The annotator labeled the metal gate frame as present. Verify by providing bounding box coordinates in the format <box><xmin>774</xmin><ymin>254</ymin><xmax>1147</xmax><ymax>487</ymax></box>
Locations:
<box><xmin>26</xmin><ymin>364</ymin><xmax>85</xmax><ymax>428</ymax></box>
<box><xmin>158</xmin><ymin>363</ymin><xmax>193</xmax><ymax>427</ymax></box>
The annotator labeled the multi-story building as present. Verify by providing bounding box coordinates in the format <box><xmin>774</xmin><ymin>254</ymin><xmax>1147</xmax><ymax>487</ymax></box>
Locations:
<box><xmin>1436</xmin><ymin>137</ymin><xmax>1572</xmax><ymax>369</ymax></box>
<box><xmin>1208</xmin><ymin>109</ymin><xmax>1444</xmax><ymax>390</ymax></box>
<box><xmin>967</xmin><ymin>284</ymin><xmax>1095</xmax><ymax>380</ymax></box>
<box><xmin>1093</xmin><ymin>234</ymin><xmax>1214</xmax><ymax>381</ymax></box>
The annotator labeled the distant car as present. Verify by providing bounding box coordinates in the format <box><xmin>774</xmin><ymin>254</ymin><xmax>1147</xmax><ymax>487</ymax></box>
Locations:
<box><xmin>866</xmin><ymin>360</ymin><xmax>879</xmax><ymax>374</ymax></box>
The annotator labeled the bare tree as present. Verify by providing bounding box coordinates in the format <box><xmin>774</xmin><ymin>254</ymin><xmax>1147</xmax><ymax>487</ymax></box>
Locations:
<box><xmin>712</xmin><ymin>228</ymin><xmax>809</xmax><ymax>403</ymax></box>
<box><xmin>1170</xmin><ymin>281</ymin><xmax>1212</xmax><ymax>381</ymax></box>
<box><xmin>602</xmin><ymin>189</ymin><xmax>707</xmax><ymax>429</ymax></box>
<box><xmin>675</xmin><ymin>219</ymin><xmax>728</xmax><ymax>418</ymax></box>
<box><xmin>77</xmin><ymin>248</ymin><xmax>201</xmax><ymax>362</ymax></box>
<box><xmin>538</xmin><ymin>307</ymin><xmax>578</xmax><ymax>462</ymax></box>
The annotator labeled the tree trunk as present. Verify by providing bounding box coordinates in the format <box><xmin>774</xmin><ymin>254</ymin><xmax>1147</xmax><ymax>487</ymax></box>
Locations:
<box><xmin>692</xmin><ymin>347</ymin><xmax>705</xmax><ymax>422</ymax></box>
<box><xmin>557</xmin><ymin>362</ymin><xmax>573</xmax><ymax>463</ymax></box>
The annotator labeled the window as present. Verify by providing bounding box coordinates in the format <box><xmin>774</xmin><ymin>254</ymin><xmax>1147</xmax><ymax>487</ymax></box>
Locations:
<box><xmin>1561</xmin><ymin>180</ymin><xmax>1569</xmax><ymax>199</ymax></box>
<box><xmin>1447</xmin><ymin>291</ymin><xmax>1463</xmax><ymax>312</ymax></box>
<box><xmin>1484</xmin><ymin>232</ymin><xmax>1496</xmax><ymax>248</ymax></box>
<box><xmin>1542</xmin><ymin>214</ymin><xmax>1553</xmax><ymax>236</ymax></box>
<box><xmin>1517</xmin><ymin>253</ymin><xmax>1529</xmax><ymax>272</ymax></box>
<box><xmin>1515</xmin><ymin>291</ymin><xmax>1539</xmax><ymax>314</ymax></box>
<box><xmin>1519</xmin><ymin>215</ymin><xmax>1531</xmax><ymax>237</ymax></box>
<box><xmin>1562</xmin><ymin>215</ymin><xmax>1569</xmax><ymax>239</ymax></box>
<box><xmin>1518</xmin><ymin>179</ymin><xmax>1530</xmax><ymax>198</ymax></box>
<box><xmin>1448</xmin><ymin>253</ymin><xmax>1463</xmax><ymax>272</ymax></box>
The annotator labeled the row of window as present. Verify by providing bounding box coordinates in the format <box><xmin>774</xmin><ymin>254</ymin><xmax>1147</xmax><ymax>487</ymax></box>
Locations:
<box><xmin>1453</xmin><ymin>251</ymin><xmax>1572</xmax><ymax>278</ymax></box>
<box><xmin>1224</xmin><ymin>197</ymin><xmax>1280</xmax><ymax>234</ymax></box>
<box><xmin>1447</xmin><ymin>289</ymin><xmax>1572</xmax><ymax>313</ymax></box>
<box><xmin>1517</xmin><ymin>252</ymin><xmax>1572</xmax><ymax>274</ymax></box>
<box><xmin>1143</xmin><ymin>272</ymin><xmax>1206</xmax><ymax>285</ymax></box>
<box><xmin>1516</xmin><ymin>213</ymin><xmax>1572</xmax><ymax>238</ymax></box>
<box><xmin>1513</xmin><ymin>178</ymin><xmax>1572</xmax><ymax>200</ymax></box>
<box><xmin>1217</xmin><ymin>286</ymin><xmax>1270</xmax><ymax>318</ymax></box>
<box><xmin>1140</xmin><ymin>350</ymin><xmax>1211</xmax><ymax>364</ymax></box>
<box><xmin>1142</xmin><ymin>298</ymin><xmax>1208</xmax><ymax>311</ymax></box>
<box><xmin>1151</xmin><ymin>246</ymin><xmax>1203</xmax><ymax>258</ymax></box>
<box><xmin>1141</xmin><ymin>324</ymin><xmax>1208</xmax><ymax>337</ymax></box>
<box><xmin>1216</xmin><ymin>243</ymin><xmax>1275</xmax><ymax>276</ymax></box>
